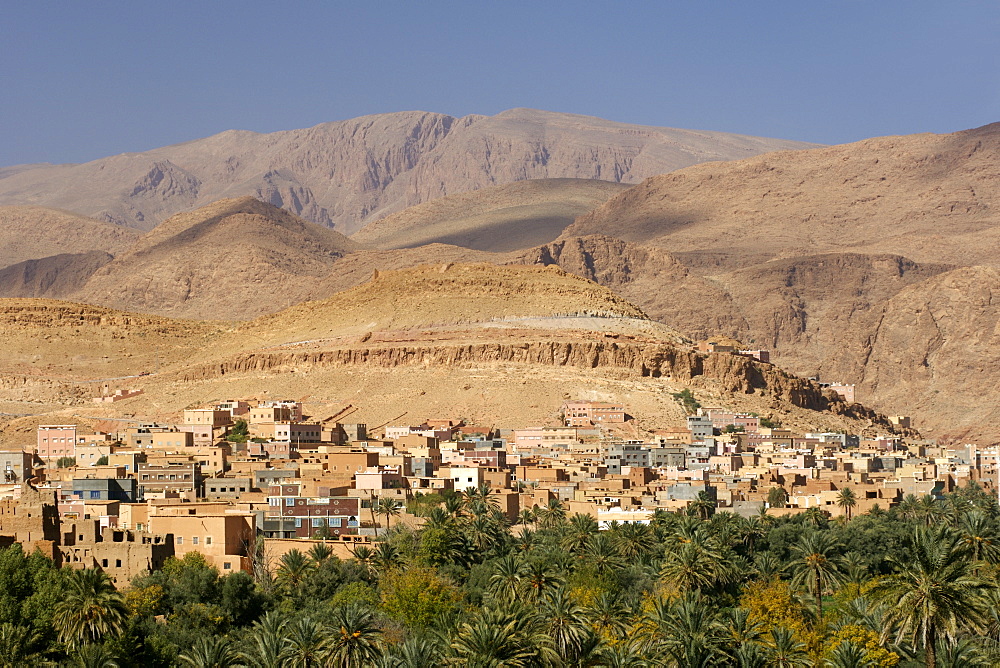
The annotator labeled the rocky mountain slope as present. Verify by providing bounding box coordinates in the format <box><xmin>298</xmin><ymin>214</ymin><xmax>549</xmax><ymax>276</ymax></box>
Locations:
<box><xmin>0</xmin><ymin>206</ymin><xmax>139</xmax><ymax>268</ymax></box>
<box><xmin>566</xmin><ymin>122</ymin><xmax>1000</xmax><ymax>267</ymax></box>
<box><xmin>350</xmin><ymin>178</ymin><xmax>629</xmax><ymax>252</ymax></box>
<box><xmin>72</xmin><ymin>197</ymin><xmax>358</xmax><ymax>319</ymax></box>
<box><xmin>0</xmin><ymin>109</ymin><xmax>817</xmax><ymax>234</ymax></box>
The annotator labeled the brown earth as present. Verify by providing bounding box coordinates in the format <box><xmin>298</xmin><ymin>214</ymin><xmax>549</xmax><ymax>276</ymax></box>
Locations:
<box><xmin>566</xmin><ymin>122</ymin><xmax>1000</xmax><ymax>267</ymax></box>
<box><xmin>0</xmin><ymin>109</ymin><xmax>818</xmax><ymax>234</ymax></box>
<box><xmin>72</xmin><ymin>197</ymin><xmax>359</xmax><ymax>319</ymax></box>
<box><xmin>4</xmin><ymin>121</ymin><xmax>1000</xmax><ymax>443</ymax></box>
<box><xmin>0</xmin><ymin>265</ymin><xmax>906</xmax><ymax>448</ymax></box>
<box><xmin>351</xmin><ymin>178</ymin><xmax>630</xmax><ymax>251</ymax></box>
<box><xmin>0</xmin><ymin>206</ymin><xmax>139</xmax><ymax>269</ymax></box>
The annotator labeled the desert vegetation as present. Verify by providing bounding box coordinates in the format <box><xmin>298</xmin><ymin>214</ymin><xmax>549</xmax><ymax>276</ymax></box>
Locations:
<box><xmin>1</xmin><ymin>483</ymin><xmax>999</xmax><ymax>666</ymax></box>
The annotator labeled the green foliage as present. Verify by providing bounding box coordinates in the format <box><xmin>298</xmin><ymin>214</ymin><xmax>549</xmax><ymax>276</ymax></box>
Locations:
<box><xmin>225</xmin><ymin>419</ymin><xmax>249</xmax><ymax>443</ymax></box>
<box><xmin>760</xmin><ymin>417</ymin><xmax>780</xmax><ymax>428</ymax></box>
<box><xmin>56</xmin><ymin>456</ymin><xmax>77</xmax><ymax>468</ymax></box>
<box><xmin>671</xmin><ymin>388</ymin><xmax>701</xmax><ymax>413</ymax></box>
<box><xmin>379</xmin><ymin>567</ymin><xmax>461</xmax><ymax>629</ymax></box>
<box><xmin>95</xmin><ymin>455</ymin><xmax>109</xmax><ymax>466</ymax></box>
<box><xmin>3</xmin><ymin>485</ymin><xmax>1000</xmax><ymax>666</ymax></box>
<box><xmin>329</xmin><ymin>581</ymin><xmax>379</xmax><ymax>609</ymax></box>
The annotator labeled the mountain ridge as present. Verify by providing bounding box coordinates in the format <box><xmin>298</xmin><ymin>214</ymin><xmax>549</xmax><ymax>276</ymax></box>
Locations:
<box><xmin>0</xmin><ymin>108</ymin><xmax>820</xmax><ymax>234</ymax></box>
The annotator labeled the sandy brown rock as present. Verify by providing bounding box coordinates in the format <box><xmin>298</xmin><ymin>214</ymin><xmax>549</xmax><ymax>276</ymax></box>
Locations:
<box><xmin>0</xmin><ymin>266</ymin><xmax>906</xmax><ymax>447</ymax></box>
<box><xmin>0</xmin><ymin>251</ymin><xmax>114</xmax><ymax>298</ymax></box>
<box><xmin>0</xmin><ymin>206</ymin><xmax>139</xmax><ymax>269</ymax></box>
<box><xmin>0</xmin><ymin>109</ymin><xmax>817</xmax><ymax>234</ymax></box>
<box><xmin>73</xmin><ymin>197</ymin><xmax>358</xmax><ymax>319</ymax></box>
<box><xmin>567</xmin><ymin>122</ymin><xmax>1000</xmax><ymax>267</ymax></box>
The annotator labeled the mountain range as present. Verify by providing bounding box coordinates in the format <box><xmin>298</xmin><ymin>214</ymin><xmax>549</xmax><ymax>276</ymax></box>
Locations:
<box><xmin>0</xmin><ymin>109</ymin><xmax>816</xmax><ymax>234</ymax></box>
<box><xmin>0</xmin><ymin>111</ymin><xmax>998</xmax><ymax>443</ymax></box>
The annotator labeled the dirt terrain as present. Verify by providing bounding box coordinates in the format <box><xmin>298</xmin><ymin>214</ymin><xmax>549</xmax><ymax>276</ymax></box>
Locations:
<box><xmin>0</xmin><ymin>265</ymin><xmax>903</xmax><ymax>448</ymax></box>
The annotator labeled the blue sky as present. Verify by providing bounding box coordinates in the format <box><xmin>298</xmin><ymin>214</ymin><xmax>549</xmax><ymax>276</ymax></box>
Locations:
<box><xmin>3</xmin><ymin>1</ymin><xmax>998</xmax><ymax>165</ymax></box>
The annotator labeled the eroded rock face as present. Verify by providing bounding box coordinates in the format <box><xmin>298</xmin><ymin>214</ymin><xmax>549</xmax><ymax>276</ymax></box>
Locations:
<box><xmin>0</xmin><ymin>109</ymin><xmax>817</xmax><ymax>234</ymax></box>
<box><xmin>172</xmin><ymin>339</ymin><xmax>906</xmax><ymax>435</ymax></box>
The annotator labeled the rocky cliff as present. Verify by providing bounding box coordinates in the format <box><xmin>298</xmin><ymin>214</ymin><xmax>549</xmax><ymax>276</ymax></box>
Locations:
<box><xmin>171</xmin><ymin>338</ymin><xmax>906</xmax><ymax>435</ymax></box>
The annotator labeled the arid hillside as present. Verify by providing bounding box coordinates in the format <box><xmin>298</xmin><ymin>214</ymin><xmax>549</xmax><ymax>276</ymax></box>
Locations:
<box><xmin>0</xmin><ymin>206</ymin><xmax>139</xmax><ymax>268</ymax></box>
<box><xmin>351</xmin><ymin>178</ymin><xmax>629</xmax><ymax>251</ymax></box>
<box><xmin>0</xmin><ymin>108</ymin><xmax>817</xmax><ymax>234</ymax></box>
<box><xmin>0</xmin><ymin>265</ymin><xmax>905</xmax><ymax>448</ymax></box>
<box><xmin>72</xmin><ymin>197</ymin><xmax>359</xmax><ymax>319</ymax></box>
<box><xmin>567</xmin><ymin>122</ymin><xmax>1000</xmax><ymax>267</ymax></box>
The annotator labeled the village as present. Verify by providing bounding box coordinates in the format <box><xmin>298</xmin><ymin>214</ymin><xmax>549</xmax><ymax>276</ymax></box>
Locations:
<box><xmin>1</xmin><ymin>368</ymin><xmax>992</xmax><ymax>588</ymax></box>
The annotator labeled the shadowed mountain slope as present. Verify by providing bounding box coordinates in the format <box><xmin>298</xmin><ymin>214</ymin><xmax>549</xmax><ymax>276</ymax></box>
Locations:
<box><xmin>351</xmin><ymin>178</ymin><xmax>629</xmax><ymax>251</ymax></box>
<box><xmin>0</xmin><ymin>206</ymin><xmax>139</xmax><ymax>269</ymax></box>
<box><xmin>73</xmin><ymin>197</ymin><xmax>359</xmax><ymax>319</ymax></box>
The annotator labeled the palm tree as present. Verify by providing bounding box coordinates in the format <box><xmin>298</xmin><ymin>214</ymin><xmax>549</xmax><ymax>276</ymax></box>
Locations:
<box><xmin>688</xmin><ymin>491</ymin><xmax>716</xmax><ymax>520</ymax></box>
<box><xmin>488</xmin><ymin>554</ymin><xmax>524</xmax><ymax>602</ymax></box>
<box><xmin>837</xmin><ymin>487</ymin><xmax>858</xmax><ymax>520</ymax></box>
<box><xmin>178</xmin><ymin>636</ymin><xmax>238</xmax><ymax>667</ymax></box>
<box><xmin>585</xmin><ymin>591</ymin><xmax>633</xmax><ymax>641</ymax></box>
<box><xmin>803</xmin><ymin>507</ymin><xmax>827</xmax><ymax>528</ymax></box>
<box><xmin>869</xmin><ymin>526</ymin><xmax>993</xmax><ymax>668</ymax></box>
<box><xmin>239</xmin><ymin>610</ymin><xmax>288</xmax><ymax>668</ymax></box>
<box><xmin>326</xmin><ymin>604</ymin><xmax>384</xmax><ymax>667</ymax></box>
<box><xmin>350</xmin><ymin>545</ymin><xmax>376</xmax><ymax>576</ymax></box>
<box><xmin>543</xmin><ymin>589</ymin><xmax>596</xmax><ymax>663</ymax></box>
<box><xmin>612</xmin><ymin>522</ymin><xmax>655</xmax><ymax>562</ymax></box>
<box><xmin>447</xmin><ymin>606</ymin><xmax>554</xmax><ymax>666</ymax></box>
<box><xmin>764</xmin><ymin>627</ymin><xmax>809</xmax><ymax>668</ymax></box>
<box><xmin>517</xmin><ymin>508</ymin><xmax>536</xmax><ymax>528</ymax></box>
<box><xmin>583</xmin><ymin>532</ymin><xmax>624</xmax><ymax>574</ymax></box>
<box><xmin>823</xmin><ymin>640</ymin><xmax>873</xmax><ymax>668</ymax></box>
<box><xmin>69</xmin><ymin>643</ymin><xmax>120</xmax><ymax>668</ymax></box>
<box><xmin>643</xmin><ymin>591</ymin><xmax>727</xmax><ymax>666</ymax></box>
<box><xmin>788</xmin><ymin>531</ymin><xmax>842</xmax><ymax>618</ymax></box>
<box><xmin>521</xmin><ymin>560</ymin><xmax>564</xmax><ymax>603</ymax></box>
<box><xmin>597</xmin><ymin>638</ymin><xmax>652</xmax><ymax>668</ymax></box>
<box><xmin>0</xmin><ymin>623</ymin><xmax>45</xmax><ymax>668</ymax></box>
<box><xmin>377</xmin><ymin>497</ymin><xmax>404</xmax><ymax>534</ymax></box>
<box><xmin>383</xmin><ymin>636</ymin><xmax>444</xmax><ymax>667</ymax></box>
<box><xmin>562</xmin><ymin>513</ymin><xmax>599</xmax><ymax>554</ymax></box>
<box><xmin>277</xmin><ymin>549</ymin><xmax>315</xmax><ymax>590</ymax></box>
<box><xmin>659</xmin><ymin>541</ymin><xmax>726</xmax><ymax>594</ymax></box>
<box><xmin>915</xmin><ymin>495</ymin><xmax>944</xmax><ymax>527</ymax></box>
<box><xmin>53</xmin><ymin>568</ymin><xmax>126</xmax><ymax>650</ymax></box>
<box><xmin>957</xmin><ymin>510</ymin><xmax>1000</xmax><ymax>568</ymax></box>
<box><xmin>538</xmin><ymin>498</ymin><xmax>567</xmax><ymax>529</ymax></box>
<box><xmin>308</xmin><ymin>542</ymin><xmax>333</xmax><ymax>565</ymax></box>
<box><xmin>371</xmin><ymin>541</ymin><xmax>403</xmax><ymax>574</ymax></box>
<box><xmin>897</xmin><ymin>494</ymin><xmax>920</xmax><ymax>521</ymax></box>
<box><xmin>752</xmin><ymin>552</ymin><xmax>785</xmax><ymax>581</ymax></box>
<box><xmin>284</xmin><ymin>617</ymin><xmax>329</xmax><ymax>668</ymax></box>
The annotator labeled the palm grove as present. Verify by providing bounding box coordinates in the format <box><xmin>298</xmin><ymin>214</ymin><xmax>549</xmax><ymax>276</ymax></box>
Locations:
<box><xmin>2</xmin><ymin>484</ymin><xmax>1000</xmax><ymax>667</ymax></box>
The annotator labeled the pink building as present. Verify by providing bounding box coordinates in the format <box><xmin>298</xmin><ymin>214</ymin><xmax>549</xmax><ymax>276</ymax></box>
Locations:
<box><xmin>37</xmin><ymin>425</ymin><xmax>78</xmax><ymax>461</ymax></box>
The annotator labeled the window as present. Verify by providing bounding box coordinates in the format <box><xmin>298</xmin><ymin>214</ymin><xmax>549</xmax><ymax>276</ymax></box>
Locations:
<box><xmin>101</xmin><ymin>559</ymin><xmax>108</xmax><ymax>567</ymax></box>
<box><xmin>115</xmin><ymin>559</ymin><xmax>122</xmax><ymax>568</ymax></box>
<box><xmin>90</xmin><ymin>491</ymin><xmax>101</xmax><ymax>499</ymax></box>
<box><xmin>205</xmin><ymin>537</ymin><xmax>212</xmax><ymax>545</ymax></box>
<box><xmin>192</xmin><ymin>537</ymin><xmax>199</xmax><ymax>545</ymax></box>
<box><xmin>223</xmin><ymin>562</ymin><xmax>232</xmax><ymax>570</ymax></box>
<box><xmin>176</xmin><ymin>537</ymin><xmax>183</xmax><ymax>545</ymax></box>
